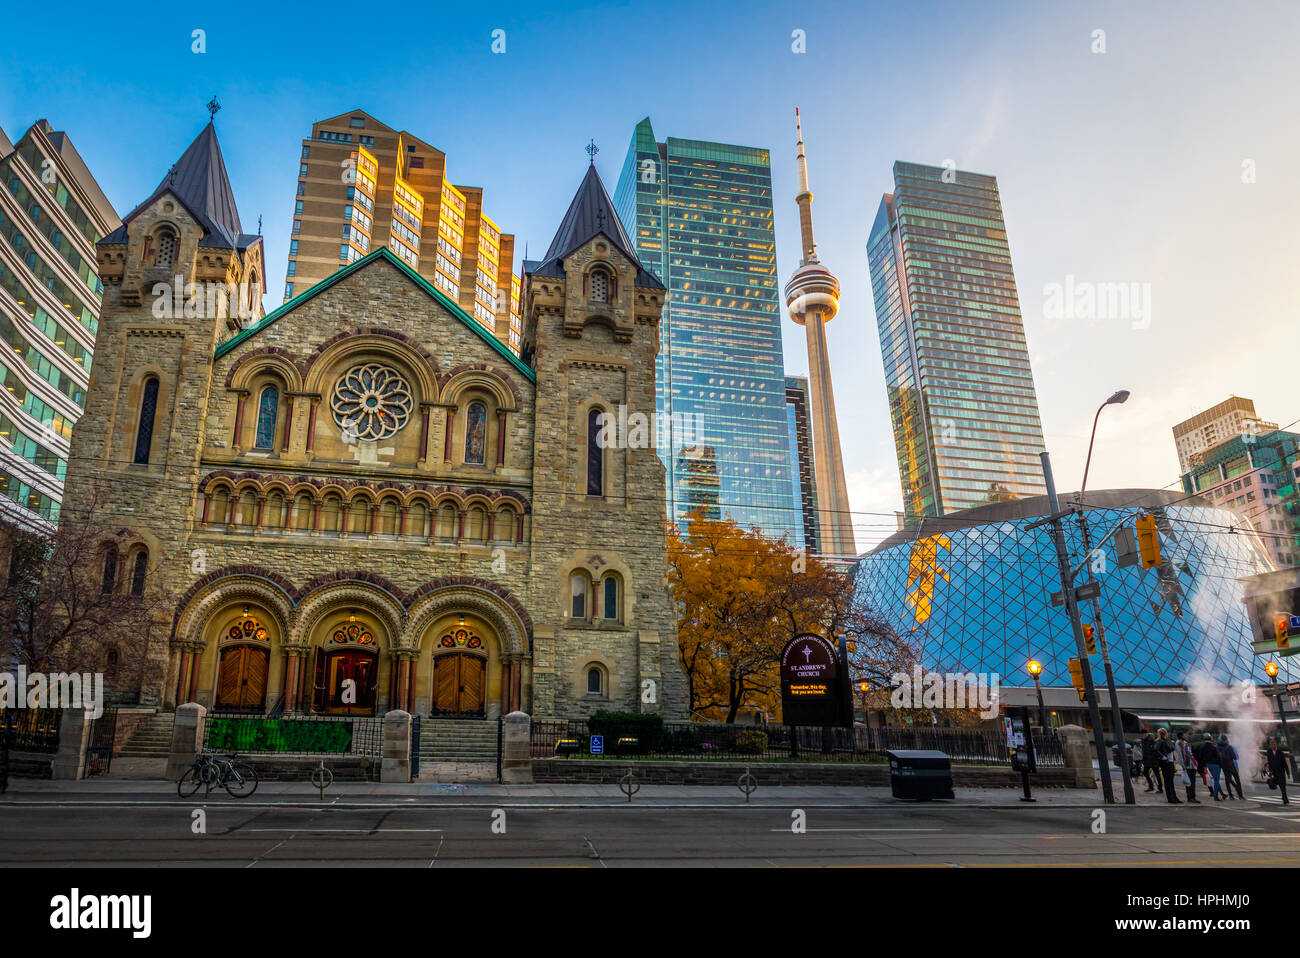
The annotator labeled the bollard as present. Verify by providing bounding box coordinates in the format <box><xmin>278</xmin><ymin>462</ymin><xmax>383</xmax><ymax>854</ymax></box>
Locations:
<box><xmin>738</xmin><ymin>766</ymin><xmax>757</xmax><ymax>803</ymax></box>
<box><xmin>619</xmin><ymin>769</ymin><xmax>640</xmax><ymax>802</ymax></box>
<box><xmin>311</xmin><ymin>760</ymin><xmax>334</xmax><ymax>800</ymax></box>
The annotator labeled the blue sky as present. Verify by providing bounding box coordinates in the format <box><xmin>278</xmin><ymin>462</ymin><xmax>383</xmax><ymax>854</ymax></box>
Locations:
<box><xmin>4</xmin><ymin>0</ymin><xmax>1298</xmax><ymax>548</ymax></box>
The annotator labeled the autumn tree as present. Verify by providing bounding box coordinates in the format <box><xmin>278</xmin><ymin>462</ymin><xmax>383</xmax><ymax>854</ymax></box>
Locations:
<box><xmin>668</xmin><ymin>511</ymin><xmax>918</xmax><ymax>723</ymax></box>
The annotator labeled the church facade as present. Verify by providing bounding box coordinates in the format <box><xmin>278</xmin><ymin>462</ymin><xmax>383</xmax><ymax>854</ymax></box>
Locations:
<box><xmin>60</xmin><ymin>121</ymin><xmax>687</xmax><ymax>721</ymax></box>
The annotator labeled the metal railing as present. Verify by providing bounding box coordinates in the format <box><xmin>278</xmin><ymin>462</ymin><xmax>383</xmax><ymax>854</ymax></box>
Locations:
<box><xmin>531</xmin><ymin>719</ymin><xmax>1064</xmax><ymax>767</ymax></box>
<box><xmin>1</xmin><ymin>708</ymin><xmax>62</xmax><ymax>753</ymax></box>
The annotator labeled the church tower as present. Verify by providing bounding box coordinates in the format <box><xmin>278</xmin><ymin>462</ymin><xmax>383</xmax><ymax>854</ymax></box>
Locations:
<box><xmin>523</xmin><ymin>159</ymin><xmax>686</xmax><ymax>718</ymax></box>
<box><xmin>61</xmin><ymin>117</ymin><xmax>264</xmax><ymax>702</ymax></box>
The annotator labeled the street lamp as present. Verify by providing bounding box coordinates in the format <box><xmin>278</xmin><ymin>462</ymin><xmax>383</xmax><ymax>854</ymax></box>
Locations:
<box><xmin>1027</xmin><ymin>659</ymin><xmax>1047</xmax><ymax>731</ymax></box>
<box><xmin>1264</xmin><ymin>661</ymin><xmax>1299</xmax><ymax>778</ymax></box>
<box><xmin>1076</xmin><ymin>388</ymin><xmax>1136</xmax><ymax>805</ymax></box>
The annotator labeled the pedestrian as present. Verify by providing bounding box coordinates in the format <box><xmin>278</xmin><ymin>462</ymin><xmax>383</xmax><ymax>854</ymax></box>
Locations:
<box><xmin>1156</xmin><ymin>728</ymin><xmax>1181</xmax><ymax>804</ymax></box>
<box><xmin>1218</xmin><ymin>735</ymin><xmax>1242</xmax><ymax>799</ymax></box>
<box><xmin>1140</xmin><ymin>731</ymin><xmax>1161</xmax><ymax>792</ymax></box>
<box><xmin>1266</xmin><ymin>737</ymin><xmax>1291</xmax><ymax>805</ymax></box>
<box><xmin>1197</xmin><ymin>733</ymin><xmax>1224</xmax><ymax>800</ymax></box>
<box><xmin>1176</xmin><ymin>731</ymin><xmax>1200</xmax><ymax>803</ymax></box>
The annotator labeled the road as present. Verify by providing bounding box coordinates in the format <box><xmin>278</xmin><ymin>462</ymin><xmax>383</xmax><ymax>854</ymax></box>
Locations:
<box><xmin>3</xmin><ymin>786</ymin><xmax>1300</xmax><ymax>866</ymax></box>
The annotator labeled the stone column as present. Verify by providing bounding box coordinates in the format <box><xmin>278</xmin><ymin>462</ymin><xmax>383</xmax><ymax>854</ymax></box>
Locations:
<box><xmin>165</xmin><ymin>702</ymin><xmax>207</xmax><ymax>781</ymax></box>
<box><xmin>51</xmin><ymin>709</ymin><xmax>93</xmax><ymax>780</ymax></box>
<box><xmin>1056</xmin><ymin>724</ymin><xmax>1096</xmax><ymax>789</ymax></box>
<box><xmin>381</xmin><ymin>709</ymin><xmax>412</xmax><ymax>783</ymax></box>
<box><xmin>501</xmin><ymin>711</ymin><xmax>532</xmax><ymax>784</ymax></box>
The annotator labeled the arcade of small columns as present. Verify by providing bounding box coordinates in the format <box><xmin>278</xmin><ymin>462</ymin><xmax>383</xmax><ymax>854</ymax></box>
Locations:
<box><xmin>168</xmin><ymin>579</ymin><xmax>532</xmax><ymax>717</ymax></box>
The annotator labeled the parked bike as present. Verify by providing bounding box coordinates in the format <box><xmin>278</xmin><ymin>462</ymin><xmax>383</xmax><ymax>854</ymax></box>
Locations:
<box><xmin>177</xmin><ymin>748</ymin><xmax>258</xmax><ymax>798</ymax></box>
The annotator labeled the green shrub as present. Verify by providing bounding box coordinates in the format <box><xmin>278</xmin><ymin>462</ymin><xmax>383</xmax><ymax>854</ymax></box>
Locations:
<box><xmin>734</xmin><ymin>729</ymin><xmax>768</xmax><ymax>755</ymax></box>
<box><xmin>588</xmin><ymin>710</ymin><xmax>664</xmax><ymax>748</ymax></box>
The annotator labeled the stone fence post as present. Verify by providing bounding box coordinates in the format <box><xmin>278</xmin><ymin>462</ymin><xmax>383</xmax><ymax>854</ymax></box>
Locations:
<box><xmin>501</xmin><ymin>710</ymin><xmax>532</xmax><ymax>784</ymax></box>
<box><xmin>51</xmin><ymin>709</ymin><xmax>92</xmax><ymax>780</ymax></box>
<box><xmin>1056</xmin><ymin>724</ymin><xmax>1096</xmax><ymax>788</ymax></box>
<box><xmin>382</xmin><ymin>709</ymin><xmax>412</xmax><ymax>783</ymax></box>
<box><xmin>165</xmin><ymin>703</ymin><xmax>207</xmax><ymax>781</ymax></box>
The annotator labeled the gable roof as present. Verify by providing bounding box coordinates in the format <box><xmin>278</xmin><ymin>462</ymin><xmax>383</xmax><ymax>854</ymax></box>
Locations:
<box><xmin>532</xmin><ymin>165</ymin><xmax>663</xmax><ymax>288</ymax></box>
<box><xmin>101</xmin><ymin>121</ymin><xmax>247</xmax><ymax>250</ymax></box>
<box><xmin>214</xmin><ymin>247</ymin><xmax>536</xmax><ymax>381</ymax></box>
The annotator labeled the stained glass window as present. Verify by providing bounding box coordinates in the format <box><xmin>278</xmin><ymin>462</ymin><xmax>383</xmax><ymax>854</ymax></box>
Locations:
<box><xmin>130</xmin><ymin>550</ymin><xmax>148</xmax><ymax>596</ymax></box>
<box><xmin>438</xmin><ymin>628</ymin><xmax>482</xmax><ymax>649</ymax></box>
<box><xmin>603</xmin><ymin>575</ymin><xmax>619</xmax><ymax>620</ymax></box>
<box><xmin>330</xmin><ymin>623</ymin><xmax>374</xmax><ymax>644</ymax></box>
<box><xmin>570</xmin><ymin>573</ymin><xmax>588</xmax><ymax>619</ymax></box>
<box><xmin>464</xmin><ymin>402</ymin><xmax>487</xmax><ymax>464</ymax></box>
<box><xmin>224</xmin><ymin>616</ymin><xmax>269</xmax><ymax>642</ymax></box>
<box><xmin>134</xmin><ymin>377</ymin><xmax>159</xmax><ymax>465</ymax></box>
<box><xmin>587</xmin><ymin>408</ymin><xmax>603</xmax><ymax>496</ymax></box>
<box><xmin>254</xmin><ymin>385</ymin><xmax>278</xmax><ymax>450</ymax></box>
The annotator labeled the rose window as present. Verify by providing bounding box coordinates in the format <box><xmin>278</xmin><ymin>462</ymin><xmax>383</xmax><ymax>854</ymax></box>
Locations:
<box><xmin>330</xmin><ymin>363</ymin><xmax>413</xmax><ymax>441</ymax></box>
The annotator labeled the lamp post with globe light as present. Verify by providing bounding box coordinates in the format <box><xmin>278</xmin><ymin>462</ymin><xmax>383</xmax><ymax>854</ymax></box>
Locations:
<box><xmin>1027</xmin><ymin>660</ymin><xmax>1047</xmax><ymax>731</ymax></box>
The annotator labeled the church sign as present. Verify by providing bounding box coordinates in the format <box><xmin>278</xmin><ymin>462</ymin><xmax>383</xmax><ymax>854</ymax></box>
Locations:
<box><xmin>780</xmin><ymin>633</ymin><xmax>841</xmax><ymax>726</ymax></box>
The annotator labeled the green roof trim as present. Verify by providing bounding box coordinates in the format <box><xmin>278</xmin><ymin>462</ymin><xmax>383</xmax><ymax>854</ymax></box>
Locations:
<box><xmin>214</xmin><ymin>247</ymin><xmax>535</xmax><ymax>382</ymax></box>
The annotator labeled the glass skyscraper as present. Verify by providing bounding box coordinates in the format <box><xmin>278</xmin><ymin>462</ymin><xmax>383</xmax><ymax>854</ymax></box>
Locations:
<box><xmin>614</xmin><ymin>118</ymin><xmax>796</xmax><ymax>539</ymax></box>
<box><xmin>867</xmin><ymin>161</ymin><xmax>1047</xmax><ymax>523</ymax></box>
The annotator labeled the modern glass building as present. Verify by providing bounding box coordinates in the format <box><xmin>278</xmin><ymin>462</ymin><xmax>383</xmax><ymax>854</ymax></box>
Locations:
<box><xmin>0</xmin><ymin>120</ymin><xmax>119</xmax><ymax>530</ymax></box>
<box><xmin>614</xmin><ymin>118</ymin><xmax>796</xmax><ymax>539</ymax></box>
<box><xmin>785</xmin><ymin>375</ymin><xmax>819</xmax><ymax>554</ymax></box>
<box><xmin>854</xmin><ymin>490</ymin><xmax>1294</xmax><ymax>693</ymax></box>
<box><xmin>867</xmin><ymin>161</ymin><xmax>1047</xmax><ymax>523</ymax></box>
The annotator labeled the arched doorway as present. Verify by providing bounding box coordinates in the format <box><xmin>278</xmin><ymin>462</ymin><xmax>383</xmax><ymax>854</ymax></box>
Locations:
<box><xmin>312</xmin><ymin>619</ymin><xmax>379</xmax><ymax>715</ymax></box>
<box><xmin>431</xmin><ymin>626</ymin><xmax>487</xmax><ymax>716</ymax></box>
<box><xmin>215</xmin><ymin>616</ymin><xmax>271</xmax><ymax>711</ymax></box>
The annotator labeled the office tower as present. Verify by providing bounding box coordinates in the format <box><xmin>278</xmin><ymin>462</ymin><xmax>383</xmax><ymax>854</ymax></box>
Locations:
<box><xmin>867</xmin><ymin>161</ymin><xmax>1047</xmax><ymax>522</ymax></box>
<box><xmin>285</xmin><ymin>110</ymin><xmax>523</xmax><ymax>354</ymax></box>
<box><xmin>614</xmin><ymin>117</ymin><xmax>796</xmax><ymax>539</ymax></box>
<box><xmin>1173</xmin><ymin>396</ymin><xmax>1275</xmax><ymax>474</ymax></box>
<box><xmin>1182</xmin><ymin>427</ymin><xmax>1300</xmax><ymax>569</ymax></box>
<box><xmin>785</xmin><ymin>375</ymin><xmax>820</xmax><ymax>554</ymax></box>
<box><xmin>0</xmin><ymin>119</ymin><xmax>119</xmax><ymax>529</ymax></box>
<box><xmin>782</xmin><ymin>110</ymin><xmax>855</xmax><ymax>556</ymax></box>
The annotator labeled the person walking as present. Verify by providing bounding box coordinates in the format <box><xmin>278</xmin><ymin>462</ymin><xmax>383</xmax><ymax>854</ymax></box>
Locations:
<box><xmin>1266</xmin><ymin>737</ymin><xmax>1291</xmax><ymax>805</ymax></box>
<box><xmin>1176</xmin><ymin>731</ymin><xmax>1200</xmax><ymax>803</ymax></box>
<box><xmin>1140</xmin><ymin>731</ymin><xmax>1161</xmax><ymax>792</ymax></box>
<box><xmin>1197</xmin><ymin>733</ymin><xmax>1224</xmax><ymax>800</ymax></box>
<box><xmin>1156</xmin><ymin>728</ymin><xmax>1180</xmax><ymax>804</ymax></box>
<box><xmin>1218</xmin><ymin>735</ymin><xmax>1242</xmax><ymax>799</ymax></box>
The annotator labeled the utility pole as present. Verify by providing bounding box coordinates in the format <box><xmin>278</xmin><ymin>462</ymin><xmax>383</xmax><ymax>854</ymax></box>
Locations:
<box><xmin>1039</xmin><ymin>452</ymin><xmax>1115</xmax><ymax>803</ymax></box>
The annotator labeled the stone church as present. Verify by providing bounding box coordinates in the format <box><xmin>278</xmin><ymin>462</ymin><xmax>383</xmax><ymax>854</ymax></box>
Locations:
<box><xmin>61</xmin><ymin>120</ymin><xmax>686</xmax><ymax>722</ymax></box>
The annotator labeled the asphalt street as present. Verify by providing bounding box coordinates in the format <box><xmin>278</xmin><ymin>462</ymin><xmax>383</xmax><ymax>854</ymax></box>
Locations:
<box><xmin>3</xmin><ymin>780</ymin><xmax>1300</xmax><ymax>866</ymax></box>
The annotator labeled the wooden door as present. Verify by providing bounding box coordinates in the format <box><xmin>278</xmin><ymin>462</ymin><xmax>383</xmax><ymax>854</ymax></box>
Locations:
<box><xmin>432</xmin><ymin>654</ymin><xmax>486</xmax><ymax>716</ymax></box>
<box><xmin>216</xmin><ymin>646</ymin><xmax>268</xmax><ymax>711</ymax></box>
<box><xmin>324</xmin><ymin>650</ymin><xmax>378</xmax><ymax>715</ymax></box>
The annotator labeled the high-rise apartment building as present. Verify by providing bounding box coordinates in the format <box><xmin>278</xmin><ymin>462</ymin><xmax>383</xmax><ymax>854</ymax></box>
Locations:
<box><xmin>785</xmin><ymin>375</ymin><xmax>819</xmax><ymax>554</ymax></box>
<box><xmin>613</xmin><ymin>117</ymin><xmax>796</xmax><ymax>539</ymax></box>
<box><xmin>1173</xmin><ymin>396</ymin><xmax>1276</xmax><ymax>474</ymax></box>
<box><xmin>867</xmin><ymin>161</ymin><xmax>1047</xmax><ymax>522</ymax></box>
<box><xmin>285</xmin><ymin>110</ymin><xmax>522</xmax><ymax>354</ymax></box>
<box><xmin>1182</xmin><ymin>428</ymin><xmax>1300</xmax><ymax>569</ymax></box>
<box><xmin>0</xmin><ymin>120</ymin><xmax>119</xmax><ymax>529</ymax></box>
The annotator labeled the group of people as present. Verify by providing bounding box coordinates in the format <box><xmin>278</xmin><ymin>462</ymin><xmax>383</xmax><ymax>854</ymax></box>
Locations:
<box><xmin>1137</xmin><ymin>729</ymin><xmax>1292</xmax><ymax>804</ymax></box>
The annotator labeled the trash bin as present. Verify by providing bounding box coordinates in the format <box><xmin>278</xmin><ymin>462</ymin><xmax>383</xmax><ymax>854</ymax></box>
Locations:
<box><xmin>886</xmin><ymin>749</ymin><xmax>954</xmax><ymax>801</ymax></box>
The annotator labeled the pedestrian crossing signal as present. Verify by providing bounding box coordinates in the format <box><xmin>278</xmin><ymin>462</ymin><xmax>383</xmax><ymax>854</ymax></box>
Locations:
<box><xmin>1082</xmin><ymin>623</ymin><xmax>1097</xmax><ymax>655</ymax></box>
<box><xmin>1067</xmin><ymin>657</ymin><xmax>1086</xmax><ymax>702</ymax></box>
<box><xmin>1276</xmin><ymin>613</ymin><xmax>1291</xmax><ymax>650</ymax></box>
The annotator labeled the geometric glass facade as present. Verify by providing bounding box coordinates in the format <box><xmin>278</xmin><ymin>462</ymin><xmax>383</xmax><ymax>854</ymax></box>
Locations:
<box><xmin>867</xmin><ymin>161</ymin><xmax>1047</xmax><ymax>523</ymax></box>
<box><xmin>614</xmin><ymin>118</ymin><xmax>796</xmax><ymax>539</ymax></box>
<box><xmin>854</xmin><ymin>491</ymin><xmax>1296</xmax><ymax>687</ymax></box>
<box><xmin>785</xmin><ymin>374</ymin><xmax>819</xmax><ymax>554</ymax></box>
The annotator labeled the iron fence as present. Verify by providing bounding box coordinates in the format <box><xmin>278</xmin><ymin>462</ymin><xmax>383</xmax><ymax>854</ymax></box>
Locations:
<box><xmin>1</xmin><ymin>708</ymin><xmax>62</xmax><ymax>753</ymax></box>
<box><xmin>531</xmin><ymin>719</ymin><xmax>1063</xmax><ymax>767</ymax></box>
<box><xmin>85</xmin><ymin>708</ymin><xmax>118</xmax><ymax>777</ymax></box>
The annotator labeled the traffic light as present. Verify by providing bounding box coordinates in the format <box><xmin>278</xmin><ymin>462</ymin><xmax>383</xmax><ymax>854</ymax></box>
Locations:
<box><xmin>1276</xmin><ymin>613</ymin><xmax>1291</xmax><ymax>650</ymax></box>
<box><xmin>1082</xmin><ymin>623</ymin><xmax>1097</xmax><ymax>655</ymax></box>
<box><xmin>1135</xmin><ymin>514</ymin><xmax>1162</xmax><ymax>569</ymax></box>
<box><xmin>1067</xmin><ymin>657</ymin><xmax>1087</xmax><ymax>702</ymax></box>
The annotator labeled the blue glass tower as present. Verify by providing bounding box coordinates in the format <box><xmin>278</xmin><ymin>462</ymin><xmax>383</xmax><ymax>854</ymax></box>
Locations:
<box><xmin>614</xmin><ymin>118</ymin><xmax>796</xmax><ymax>539</ymax></box>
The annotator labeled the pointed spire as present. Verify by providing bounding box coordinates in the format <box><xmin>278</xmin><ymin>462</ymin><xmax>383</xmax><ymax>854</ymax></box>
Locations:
<box><xmin>795</xmin><ymin>107</ymin><xmax>811</xmax><ymax>197</ymax></box>
<box><xmin>793</xmin><ymin>107</ymin><xmax>819</xmax><ymax>264</ymax></box>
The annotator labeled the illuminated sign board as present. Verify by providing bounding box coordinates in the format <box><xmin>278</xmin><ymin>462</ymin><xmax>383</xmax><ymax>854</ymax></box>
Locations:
<box><xmin>780</xmin><ymin>633</ymin><xmax>841</xmax><ymax>726</ymax></box>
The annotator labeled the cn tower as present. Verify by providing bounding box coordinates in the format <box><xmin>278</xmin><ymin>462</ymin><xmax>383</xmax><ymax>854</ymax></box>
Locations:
<box><xmin>783</xmin><ymin>109</ymin><xmax>856</xmax><ymax>556</ymax></box>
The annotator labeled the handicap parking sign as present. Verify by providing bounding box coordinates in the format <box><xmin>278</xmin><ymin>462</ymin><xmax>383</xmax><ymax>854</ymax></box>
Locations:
<box><xmin>590</xmin><ymin>735</ymin><xmax>604</xmax><ymax>755</ymax></box>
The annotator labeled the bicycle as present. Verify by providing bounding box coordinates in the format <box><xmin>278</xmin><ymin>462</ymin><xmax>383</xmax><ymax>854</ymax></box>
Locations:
<box><xmin>177</xmin><ymin>748</ymin><xmax>259</xmax><ymax>798</ymax></box>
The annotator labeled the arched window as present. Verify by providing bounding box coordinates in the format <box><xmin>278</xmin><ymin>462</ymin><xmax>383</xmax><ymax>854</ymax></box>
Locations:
<box><xmin>133</xmin><ymin>377</ymin><xmax>159</xmax><ymax>464</ymax></box>
<box><xmin>590</xmin><ymin>269</ymin><xmax>609</xmax><ymax>304</ymax></box>
<box><xmin>105</xmin><ymin>648</ymin><xmax>120</xmax><ymax>669</ymax></box>
<box><xmin>569</xmin><ymin>572</ymin><xmax>589</xmax><ymax>619</ymax></box>
<box><xmin>587</xmin><ymin>667</ymin><xmax>603</xmax><ymax>695</ymax></box>
<box><xmin>586</xmin><ymin>407</ymin><xmax>603</xmax><ymax>496</ymax></box>
<box><xmin>100</xmin><ymin>545</ymin><xmax>118</xmax><ymax>594</ymax></box>
<box><xmin>464</xmin><ymin>401</ymin><xmax>487</xmax><ymax>464</ymax></box>
<box><xmin>154</xmin><ymin>227</ymin><xmax>177</xmax><ymax>269</ymax></box>
<box><xmin>130</xmin><ymin>550</ymin><xmax>148</xmax><ymax>596</ymax></box>
<box><xmin>602</xmin><ymin>575</ymin><xmax>620</xmax><ymax>621</ymax></box>
<box><xmin>254</xmin><ymin>385</ymin><xmax>279</xmax><ymax>450</ymax></box>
